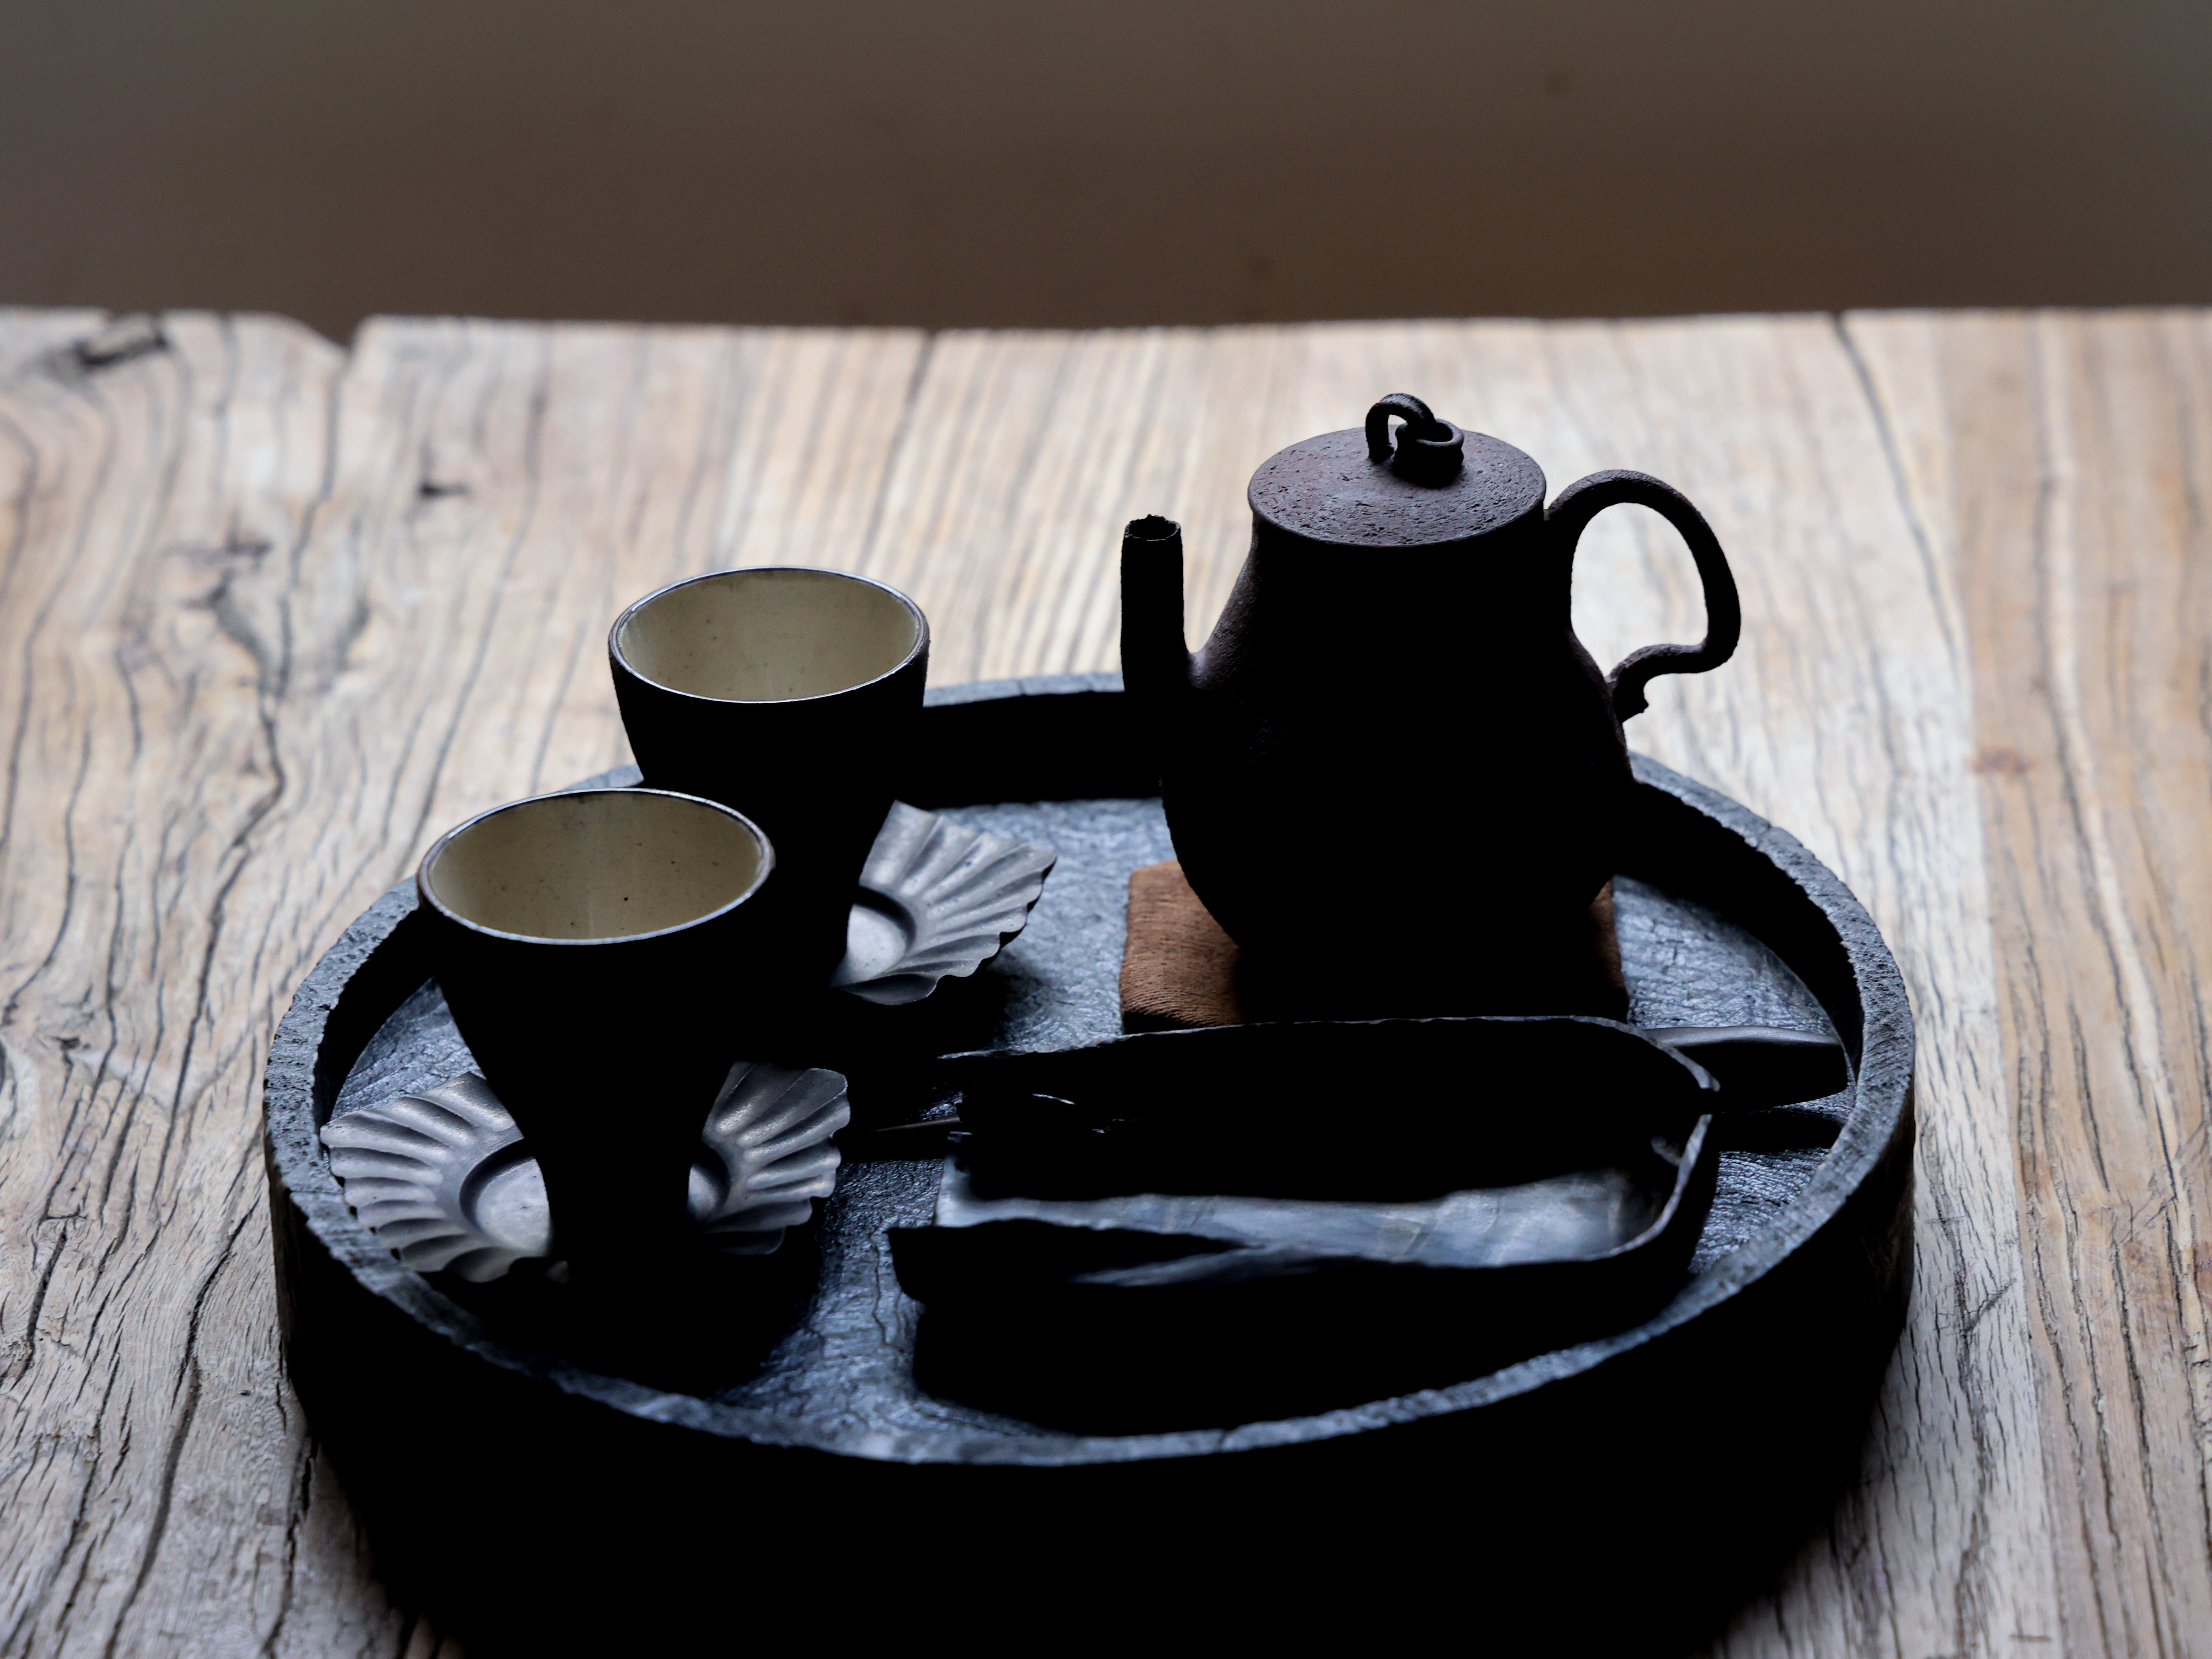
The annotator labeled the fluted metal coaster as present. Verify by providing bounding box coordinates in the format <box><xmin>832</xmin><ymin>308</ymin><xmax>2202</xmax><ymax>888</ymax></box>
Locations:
<box><xmin>831</xmin><ymin>802</ymin><xmax>1057</xmax><ymax>1005</ymax></box>
<box><xmin>319</xmin><ymin>1062</ymin><xmax>850</xmax><ymax>1282</ymax></box>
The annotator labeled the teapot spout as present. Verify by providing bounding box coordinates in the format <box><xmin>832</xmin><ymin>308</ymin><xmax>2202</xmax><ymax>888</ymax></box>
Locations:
<box><xmin>1119</xmin><ymin>515</ymin><xmax>1192</xmax><ymax>711</ymax></box>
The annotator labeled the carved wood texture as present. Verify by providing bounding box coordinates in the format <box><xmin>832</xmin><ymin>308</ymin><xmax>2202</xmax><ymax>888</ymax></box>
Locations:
<box><xmin>0</xmin><ymin>306</ymin><xmax>2204</xmax><ymax>1655</ymax></box>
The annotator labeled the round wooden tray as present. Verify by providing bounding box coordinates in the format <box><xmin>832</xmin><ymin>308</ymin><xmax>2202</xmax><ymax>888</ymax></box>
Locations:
<box><xmin>264</xmin><ymin>674</ymin><xmax>1914</xmax><ymax>1649</ymax></box>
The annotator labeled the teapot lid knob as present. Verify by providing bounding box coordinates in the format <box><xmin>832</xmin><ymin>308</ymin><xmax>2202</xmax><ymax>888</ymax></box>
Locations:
<box><xmin>1246</xmin><ymin>394</ymin><xmax>1540</xmax><ymax>546</ymax></box>
<box><xmin>1365</xmin><ymin>394</ymin><xmax>1466</xmax><ymax>485</ymax></box>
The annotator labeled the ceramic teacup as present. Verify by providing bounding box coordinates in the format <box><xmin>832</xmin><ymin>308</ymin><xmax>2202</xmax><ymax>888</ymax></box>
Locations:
<box><xmin>418</xmin><ymin>788</ymin><xmax>774</xmax><ymax>1280</ymax></box>
<box><xmin>609</xmin><ymin>566</ymin><xmax>929</xmax><ymax>984</ymax></box>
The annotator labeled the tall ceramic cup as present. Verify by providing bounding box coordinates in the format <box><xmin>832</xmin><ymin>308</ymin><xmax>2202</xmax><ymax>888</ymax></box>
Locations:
<box><xmin>417</xmin><ymin>788</ymin><xmax>775</xmax><ymax>1281</ymax></box>
<box><xmin>609</xmin><ymin>567</ymin><xmax>929</xmax><ymax>985</ymax></box>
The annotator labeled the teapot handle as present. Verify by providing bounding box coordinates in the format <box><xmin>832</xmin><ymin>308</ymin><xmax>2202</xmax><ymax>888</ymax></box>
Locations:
<box><xmin>1547</xmin><ymin>470</ymin><xmax>1741</xmax><ymax>720</ymax></box>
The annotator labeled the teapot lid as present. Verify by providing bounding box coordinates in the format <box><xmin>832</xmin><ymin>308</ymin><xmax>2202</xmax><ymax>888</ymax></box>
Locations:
<box><xmin>1247</xmin><ymin>394</ymin><xmax>1546</xmax><ymax>548</ymax></box>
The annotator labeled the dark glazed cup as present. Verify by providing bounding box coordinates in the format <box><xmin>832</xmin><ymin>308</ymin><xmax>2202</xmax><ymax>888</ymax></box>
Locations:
<box><xmin>609</xmin><ymin>567</ymin><xmax>929</xmax><ymax>985</ymax></box>
<box><xmin>417</xmin><ymin>788</ymin><xmax>774</xmax><ymax>1281</ymax></box>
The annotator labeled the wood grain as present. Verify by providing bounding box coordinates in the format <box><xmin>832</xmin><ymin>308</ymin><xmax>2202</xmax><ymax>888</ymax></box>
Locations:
<box><xmin>0</xmin><ymin>312</ymin><xmax>921</xmax><ymax>1656</ymax></box>
<box><xmin>0</xmin><ymin>308</ymin><xmax>448</xmax><ymax>1656</ymax></box>
<box><xmin>1</xmin><ymin>303</ymin><xmax>2206</xmax><ymax>1655</ymax></box>
<box><xmin>1851</xmin><ymin>308</ymin><xmax>2212</xmax><ymax>1658</ymax></box>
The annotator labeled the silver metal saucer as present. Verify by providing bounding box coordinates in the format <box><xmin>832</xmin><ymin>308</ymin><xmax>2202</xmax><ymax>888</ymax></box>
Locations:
<box><xmin>831</xmin><ymin>802</ymin><xmax>1057</xmax><ymax>1005</ymax></box>
<box><xmin>320</xmin><ymin>1061</ymin><xmax>850</xmax><ymax>1282</ymax></box>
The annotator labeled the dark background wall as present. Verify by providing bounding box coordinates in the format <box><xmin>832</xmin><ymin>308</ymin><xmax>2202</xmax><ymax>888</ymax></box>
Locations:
<box><xmin>3</xmin><ymin>0</ymin><xmax>2207</xmax><ymax>341</ymax></box>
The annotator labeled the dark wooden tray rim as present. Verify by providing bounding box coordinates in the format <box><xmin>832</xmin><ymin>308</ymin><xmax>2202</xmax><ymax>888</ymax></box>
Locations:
<box><xmin>263</xmin><ymin>672</ymin><xmax>1915</xmax><ymax>1470</ymax></box>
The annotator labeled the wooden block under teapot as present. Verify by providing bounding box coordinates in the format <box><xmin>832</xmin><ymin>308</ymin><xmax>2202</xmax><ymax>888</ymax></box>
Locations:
<box><xmin>1120</xmin><ymin>858</ymin><xmax>1628</xmax><ymax>1030</ymax></box>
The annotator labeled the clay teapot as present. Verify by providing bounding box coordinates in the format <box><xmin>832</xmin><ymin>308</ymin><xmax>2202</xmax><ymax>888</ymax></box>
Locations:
<box><xmin>1120</xmin><ymin>394</ymin><xmax>1739</xmax><ymax>1005</ymax></box>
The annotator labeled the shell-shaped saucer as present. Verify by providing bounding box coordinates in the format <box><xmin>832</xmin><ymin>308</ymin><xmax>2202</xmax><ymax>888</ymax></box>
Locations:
<box><xmin>320</xmin><ymin>1061</ymin><xmax>850</xmax><ymax>1282</ymax></box>
<box><xmin>692</xmin><ymin>1061</ymin><xmax>850</xmax><ymax>1252</ymax></box>
<box><xmin>319</xmin><ymin>1075</ymin><xmax>541</xmax><ymax>1282</ymax></box>
<box><xmin>831</xmin><ymin>803</ymin><xmax>1057</xmax><ymax>1005</ymax></box>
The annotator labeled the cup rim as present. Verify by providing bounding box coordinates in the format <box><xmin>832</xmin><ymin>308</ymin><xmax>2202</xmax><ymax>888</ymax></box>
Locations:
<box><xmin>417</xmin><ymin>787</ymin><xmax>776</xmax><ymax>947</ymax></box>
<box><xmin>608</xmin><ymin>564</ymin><xmax>930</xmax><ymax>707</ymax></box>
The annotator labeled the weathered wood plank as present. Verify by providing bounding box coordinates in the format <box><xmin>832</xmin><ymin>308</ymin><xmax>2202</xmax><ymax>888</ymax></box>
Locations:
<box><xmin>0</xmin><ymin>308</ymin><xmax>437</xmax><ymax>1656</ymax></box>
<box><xmin>0</xmin><ymin>311</ymin><xmax>923</xmax><ymax>1656</ymax></box>
<box><xmin>868</xmin><ymin>316</ymin><xmax>2053</xmax><ymax>1654</ymax></box>
<box><xmin>1497</xmin><ymin>317</ymin><xmax>2060</xmax><ymax>1659</ymax></box>
<box><xmin>1851</xmin><ymin>308</ymin><xmax>2212</xmax><ymax>1659</ymax></box>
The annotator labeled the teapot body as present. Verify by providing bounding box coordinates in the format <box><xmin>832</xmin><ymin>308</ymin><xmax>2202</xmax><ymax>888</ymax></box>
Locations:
<box><xmin>1157</xmin><ymin>487</ymin><xmax>1630</xmax><ymax>986</ymax></box>
<box><xmin>1121</xmin><ymin>400</ymin><xmax>1741</xmax><ymax>1011</ymax></box>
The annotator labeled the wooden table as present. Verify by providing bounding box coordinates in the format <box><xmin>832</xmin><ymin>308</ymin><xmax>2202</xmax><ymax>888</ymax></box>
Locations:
<box><xmin>2</xmin><ymin>306</ymin><xmax>2207</xmax><ymax>1656</ymax></box>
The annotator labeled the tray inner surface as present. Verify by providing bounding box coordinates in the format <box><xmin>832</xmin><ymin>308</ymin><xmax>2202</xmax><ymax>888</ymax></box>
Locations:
<box><xmin>331</xmin><ymin>796</ymin><xmax>1845</xmax><ymax>1438</ymax></box>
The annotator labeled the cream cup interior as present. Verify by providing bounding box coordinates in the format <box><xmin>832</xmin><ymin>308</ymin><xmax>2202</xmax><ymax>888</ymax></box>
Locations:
<box><xmin>617</xmin><ymin>568</ymin><xmax>921</xmax><ymax>702</ymax></box>
<box><xmin>424</xmin><ymin>791</ymin><xmax>767</xmax><ymax>941</ymax></box>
